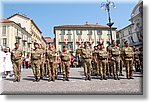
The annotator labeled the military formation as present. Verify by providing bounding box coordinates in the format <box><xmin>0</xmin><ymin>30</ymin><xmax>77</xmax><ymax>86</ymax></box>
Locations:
<box><xmin>10</xmin><ymin>40</ymin><xmax>143</xmax><ymax>82</ymax></box>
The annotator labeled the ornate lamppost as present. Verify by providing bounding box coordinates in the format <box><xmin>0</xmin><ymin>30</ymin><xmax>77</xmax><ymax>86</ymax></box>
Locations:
<box><xmin>101</xmin><ymin>0</ymin><xmax>116</xmax><ymax>44</ymax></box>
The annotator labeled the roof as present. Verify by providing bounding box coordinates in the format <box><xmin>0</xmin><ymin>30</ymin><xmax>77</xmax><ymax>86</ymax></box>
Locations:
<box><xmin>54</xmin><ymin>24</ymin><xmax>117</xmax><ymax>29</ymax></box>
<box><xmin>8</xmin><ymin>13</ymin><xmax>42</xmax><ymax>33</ymax></box>
<box><xmin>0</xmin><ymin>19</ymin><xmax>31</xmax><ymax>36</ymax></box>
<box><xmin>0</xmin><ymin>19</ymin><xmax>13</xmax><ymax>23</ymax></box>
<box><xmin>7</xmin><ymin>13</ymin><xmax>30</xmax><ymax>20</ymax></box>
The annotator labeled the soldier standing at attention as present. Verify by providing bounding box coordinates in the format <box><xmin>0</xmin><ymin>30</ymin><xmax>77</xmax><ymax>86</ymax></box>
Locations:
<box><xmin>118</xmin><ymin>44</ymin><xmax>124</xmax><ymax>76</ymax></box>
<box><xmin>81</xmin><ymin>42</ymin><xmax>92</xmax><ymax>81</ymax></box>
<box><xmin>122</xmin><ymin>41</ymin><xmax>134</xmax><ymax>79</ymax></box>
<box><xmin>60</xmin><ymin>46</ymin><xmax>71</xmax><ymax>81</ymax></box>
<box><xmin>11</xmin><ymin>42</ymin><xmax>23</xmax><ymax>82</ymax></box>
<box><xmin>31</xmin><ymin>43</ymin><xmax>42</xmax><ymax>82</ymax></box>
<box><xmin>92</xmin><ymin>46</ymin><xmax>98</xmax><ymax>76</ymax></box>
<box><xmin>46</xmin><ymin>44</ymin><xmax>56</xmax><ymax>82</ymax></box>
<box><xmin>134</xmin><ymin>48</ymin><xmax>140</xmax><ymax>72</ymax></box>
<box><xmin>40</xmin><ymin>47</ymin><xmax>46</xmax><ymax>79</ymax></box>
<box><xmin>97</xmin><ymin>43</ymin><xmax>108</xmax><ymax>80</ymax></box>
<box><xmin>110</xmin><ymin>40</ymin><xmax>121</xmax><ymax>80</ymax></box>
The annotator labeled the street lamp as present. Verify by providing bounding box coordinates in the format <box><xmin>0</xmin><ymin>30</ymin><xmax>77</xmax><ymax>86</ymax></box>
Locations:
<box><xmin>101</xmin><ymin>0</ymin><xmax>116</xmax><ymax>44</ymax></box>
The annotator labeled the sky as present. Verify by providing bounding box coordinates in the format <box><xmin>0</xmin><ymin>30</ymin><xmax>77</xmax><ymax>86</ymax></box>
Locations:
<box><xmin>1</xmin><ymin>0</ymin><xmax>139</xmax><ymax>38</ymax></box>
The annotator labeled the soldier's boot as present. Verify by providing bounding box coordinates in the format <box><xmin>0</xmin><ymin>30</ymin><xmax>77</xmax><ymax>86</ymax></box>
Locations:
<box><xmin>36</xmin><ymin>77</ymin><xmax>40</xmax><ymax>82</ymax></box>
<box><xmin>66</xmin><ymin>77</ymin><xmax>69</xmax><ymax>81</ymax></box>
<box><xmin>63</xmin><ymin>74</ymin><xmax>66</xmax><ymax>81</ymax></box>
<box><xmin>103</xmin><ymin>75</ymin><xmax>107</xmax><ymax>80</ymax></box>
<box><xmin>48</xmin><ymin>78</ymin><xmax>51</xmax><ymax>82</ymax></box>
<box><xmin>85</xmin><ymin>76</ymin><xmax>88</xmax><ymax>81</ymax></box>
<box><xmin>100</xmin><ymin>75</ymin><xmax>103</xmax><ymax>80</ymax></box>
<box><xmin>117</xmin><ymin>75</ymin><xmax>120</xmax><ymax>80</ymax></box>
<box><xmin>88</xmin><ymin>75</ymin><xmax>91</xmax><ymax>81</ymax></box>
<box><xmin>13</xmin><ymin>78</ymin><xmax>17</xmax><ymax>82</ymax></box>
<box><xmin>114</xmin><ymin>76</ymin><xmax>117</xmax><ymax>80</ymax></box>
<box><xmin>51</xmin><ymin>77</ymin><xmax>55</xmax><ymax>82</ymax></box>
<box><xmin>55</xmin><ymin>75</ymin><xmax>58</xmax><ymax>79</ymax></box>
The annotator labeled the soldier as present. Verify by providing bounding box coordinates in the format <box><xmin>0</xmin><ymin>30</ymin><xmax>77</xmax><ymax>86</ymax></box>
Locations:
<box><xmin>118</xmin><ymin>44</ymin><xmax>124</xmax><ymax>76</ymax></box>
<box><xmin>60</xmin><ymin>46</ymin><xmax>71</xmax><ymax>81</ymax></box>
<box><xmin>139</xmin><ymin>47</ymin><xmax>143</xmax><ymax>72</ymax></box>
<box><xmin>110</xmin><ymin>40</ymin><xmax>121</xmax><ymax>80</ymax></box>
<box><xmin>46</xmin><ymin>44</ymin><xmax>56</xmax><ymax>82</ymax></box>
<box><xmin>31</xmin><ymin>43</ymin><xmax>42</xmax><ymax>82</ymax></box>
<box><xmin>97</xmin><ymin>43</ymin><xmax>108</xmax><ymax>80</ymax></box>
<box><xmin>40</xmin><ymin>47</ymin><xmax>46</xmax><ymax>79</ymax></box>
<box><xmin>81</xmin><ymin>42</ymin><xmax>92</xmax><ymax>81</ymax></box>
<box><xmin>92</xmin><ymin>46</ymin><xmax>98</xmax><ymax>76</ymax></box>
<box><xmin>122</xmin><ymin>41</ymin><xmax>134</xmax><ymax>79</ymax></box>
<box><xmin>134</xmin><ymin>48</ymin><xmax>140</xmax><ymax>72</ymax></box>
<box><xmin>11</xmin><ymin>42</ymin><xmax>23</xmax><ymax>82</ymax></box>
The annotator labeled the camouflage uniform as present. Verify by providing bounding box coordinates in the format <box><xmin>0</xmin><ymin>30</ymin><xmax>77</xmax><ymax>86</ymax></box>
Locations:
<box><xmin>11</xmin><ymin>48</ymin><xmax>22</xmax><ymax>82</ymax></box>
<box><xmin>81</xmin><ymin>46</ymin><xmax>92</xmax><ymax>81</ymax></box>
<box><xmin>122</xmin><ymin>46</ymin><xmax>134</xmax><ymax>79</ymax></box>
<box><xmin>134</xmin><ymin>49</ymin><xmax>140</xmax><ymax>72</ymax></box>
<box><xmin>97</xmin><ymin>48</ymin><xmax>108</xmax><ymax>80</ymax></box>
<box><xmin>40</xmin><ymin>49</ymin><xmax>46</xmax><ymax>78</ymax></box>
<box><xmin>120</xmin><ymin>48</ymin><xmax>124</xmax><ymax>76</ymax></box>
<box><xmin>92</xmin><ymin>50</ymin><xmax>98</xmax><ymax>76</ymax></box>
<box><xmin>110</xmin><ymin>46</ymin><xmax>121</xmax><ymax>80</ymax></box>
<box><xmin>31</xmin><ymin>48</ymin><xmax>42</xmax><ymax>82</ymax></box>
<box><xmin>46</xmin><ymin>48</ymin><xmax>56</xmax><ymax>81</ymax></box>
<box><xmin>61</xmin><ymin>50</ymin><xmax>71</xmax><ymax>81</ymax></box>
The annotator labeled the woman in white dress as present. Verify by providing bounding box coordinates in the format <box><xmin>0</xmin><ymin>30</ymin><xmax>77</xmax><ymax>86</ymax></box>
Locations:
<box><xmin>3</xmin><ymin>47</ymin><xmax>13</xmax><ymax>78</ymax></box>
<box><xmin>0</xmin><ymin>46</ymin><xmax>5</xmax><ymax>80</ymax></box>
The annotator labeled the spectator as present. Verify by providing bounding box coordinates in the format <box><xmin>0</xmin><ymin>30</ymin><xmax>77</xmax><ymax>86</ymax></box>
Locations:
<box><xmin>3</xmin><ymin>47</ymin><xmax>13</xmax><ymax>79</ymax></box>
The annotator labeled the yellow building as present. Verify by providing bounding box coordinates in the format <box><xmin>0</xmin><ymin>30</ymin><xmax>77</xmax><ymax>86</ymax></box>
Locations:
<box><xmin>0</xmin><ymin>19</ymin><xmax>32</xmax><ymax>56</ymax></box>
<box><xmin>54</xmin><ymin>23</ymin><xmax>117</xmax><ymax>51</ymax></box>
<box><xmin>8</xmin><ymin>13</ymin><xmax>46</xmax><ymax>49</ymax></box>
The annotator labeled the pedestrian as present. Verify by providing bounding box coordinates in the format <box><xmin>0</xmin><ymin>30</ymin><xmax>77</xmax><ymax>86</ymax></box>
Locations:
<box><xmin>122</xmin><ymin>41</ymin><xmax>134</xmax><ymax>79</ymax></box>
<box><xmin>11</xmin><ymin>42</ymin><xmax>23</xmax><ymax>82</ymax></box>
<box><xmin>31</xmin><ymin>43</ymin><xmax>42</xmax><ymax>82</ymax></box>
<box><xmin>0</xmin><ymin>46</ymin><xmax>5</xmax><ymax>80</ymax></box>
<box><xmin>3</xmin><ymin>47</ymin><xmax>13</xmax><ymax>79</ymax></box>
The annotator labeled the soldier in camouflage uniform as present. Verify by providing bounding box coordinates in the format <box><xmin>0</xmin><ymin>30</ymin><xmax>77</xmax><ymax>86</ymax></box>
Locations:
<box><xmin>134</xmin><ymin>48</ymin><xmax>140</xmax><ymax>72</ymax></box>
<box><xmin>122</xmin><ymin>41</ymin><xmax>134</xmax><ymax>79</ymax></box>
<box><xmin>40</xmin><ymin>47</ymin><xmax>46</xmax><ymax>79</ymax></box>
<box><xmin>31</xmin><ymin>43</ymin><xmax>42</xmax><ymax>82</ymax></box>
<box><xmin>118</xmin><ymin>44</ymin><xmax>124</xmax><ymax>76</ymax></box>
<box><xmin>110</xmin><ymin>40</ymin><xmax>121</xmax><ymax>80</ymax></box>
<box><xmin>97</xmin><ymin>43</ymin><xmax>108</xmax><ymax>80</ymax></box>
<box><xmin>46</xmin><ymin>44</ymin><xmax>56</xmax><ymax>82</ymax></box>
<box><xmin>60</xmin><ymin>46</ymin><xmax>71</xmax><ymax>81</ymax></box>
<box><xmin>81</xmin><ymin>42</ymin><xmax>92</xmax><ymax>81</ymax></box>
<box><xmin>92</xmin><ymin>46</ymin><xmax>98</xmax><ymax>76</ymax></box>
<box><xmin>11</xmin><ymin>42</ymin><xmax>23</xmax><ymax>82</ymax></box>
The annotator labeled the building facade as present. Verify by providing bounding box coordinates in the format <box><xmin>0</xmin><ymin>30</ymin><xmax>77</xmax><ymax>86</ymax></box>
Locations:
<box><xmin>8</xmin><ymin>13</ymin><xmax>46</xmax><ymax>49</ymax></box>
<box><xmin>44</xmin><ymin>37</ymin><xmax>54</xmax><ymax>47</ymax></box>
<box><xmin>54</xmin><ymin>24</ymin><xmax>117</xmax><ymax>51</ymax></box>
<box><xmin>117</xmin><ymin>1</ymin><xmax>143</xmax><ymax>48</ymax></box>
<box><xmin>0</xmin><ymin>19</ymin><xmax>32</xmax><ymax>56</ymax></box>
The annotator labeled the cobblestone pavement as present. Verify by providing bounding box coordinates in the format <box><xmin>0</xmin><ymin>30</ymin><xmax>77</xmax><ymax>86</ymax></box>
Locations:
<box><xmin>1</xmin><ymin>67</ymin><xmax>143</xmax><ymax>95</ymax></box>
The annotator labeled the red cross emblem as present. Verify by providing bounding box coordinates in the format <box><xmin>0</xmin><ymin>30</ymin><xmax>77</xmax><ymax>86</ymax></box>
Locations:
<box><xmin>64</xmin><ymin>39</ymin><xmax>68</xmax><ymax>45</ymax></box>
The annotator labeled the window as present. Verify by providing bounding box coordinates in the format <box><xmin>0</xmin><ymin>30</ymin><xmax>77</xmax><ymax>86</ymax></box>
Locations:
<box><xmin>87</xmin><ymin>30</ymin><xmax>92</xmax><ymax>35</ymax></box>
<box><xmin>76</xmin><ymin>30</ymin><xmax>82</xmax><ymax>35</ymax></box>
<box><xmin>2</xmin><ymin>26</ymin><xmax>6</xmax><ymax>36</ymax></box>
<box><xmin>3</xmin><ymin>38</ymin><xmax>7</xmax><ymax>47</ymax></box>
<box><xmin>60</xmin><ymin>30</ymin><xmax>65</xmax><ymax>35</ymax></box>
<box><xmin>61</xmin><ymin>35</ymin><xmax>64</xmax><ymax>42</ymax></box>
<box><xmin>97</xmin><ymin>29</ymin><xmax>102</xmax><ymax>35</ymax></box>
<box><xmin>16</xmin><ymin>38</ymin><xmax>20</xmax><ymax>43</ymax></box>
<box><xmin>67</xmin><ymin>30</ymin><xmax>71</xmax><ymax>35</ymax></box>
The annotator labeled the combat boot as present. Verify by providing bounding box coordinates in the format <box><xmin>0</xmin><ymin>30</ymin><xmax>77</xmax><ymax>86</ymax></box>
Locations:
<box><xmin>85</xmin><ymin>76</ymin><xmax>88</xmax><ymax>81</ymax></box>
<box><xmin>88</xmin><ymin>75</ymin><xmax>91</xmax><ymax>81</ymax></box>
<box><xmin>37</xmin><ymin>79</ymin><xmax>40</xmax><ymax>82</ymax></box>
<box><xmin>66</xmin><ymin>77</ymin><xmax>69</xmax><ymax>81</ymax></box>
<box><xmin>48</xmin><ymin>78</ymin><xmax>51</xmax><ymax>82</ymax></box>
<box><xmin>103</xmin><ymin>76</ymin><xmax>107</xmax><ymax>80</ymax></box>
<box><xmin>114</xmin><ymin>76</ymin><xmax>117</xmax><ymax>80</ymax></box>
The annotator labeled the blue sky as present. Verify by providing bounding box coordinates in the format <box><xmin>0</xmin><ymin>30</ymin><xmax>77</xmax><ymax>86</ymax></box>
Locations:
<box><xmin>2</xmin><ymin>0</ymin><xmax>139</xmax><ymax>38</ymax></box>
